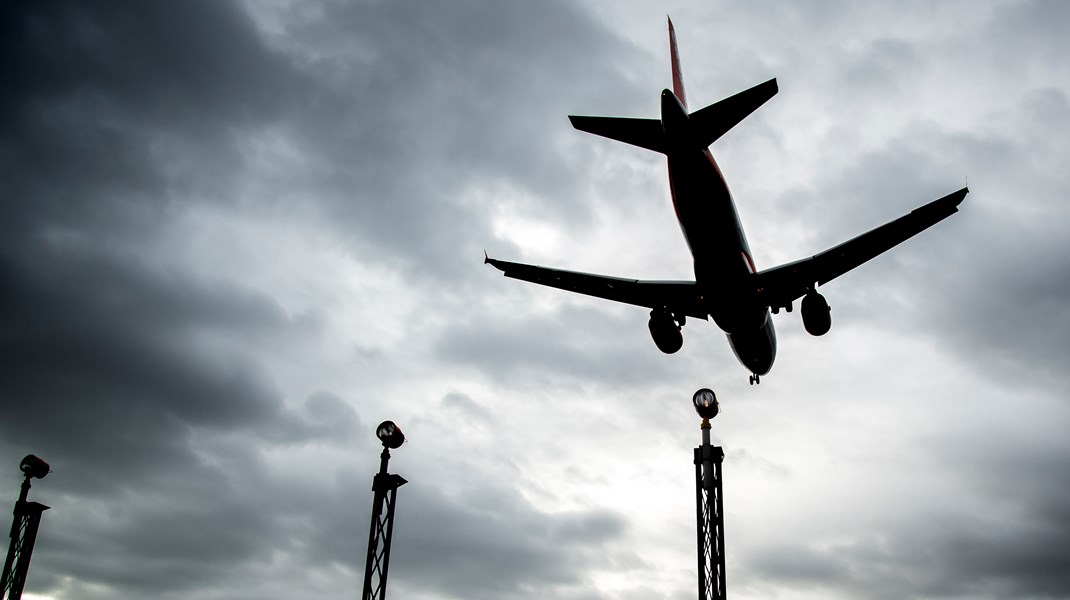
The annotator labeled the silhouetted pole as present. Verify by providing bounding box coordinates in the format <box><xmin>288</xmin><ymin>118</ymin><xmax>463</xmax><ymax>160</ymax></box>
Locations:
<box><xmin>361</xmin><ymin>422</ymin><xmax>407</xmax><ymax>600</ymax></box>
<box><xmin>693</xmin><ymin>389</ymin><xmax>726</xmax><ymax>600</ymax></box>
<box><xmin>0</xmin><ymin>455</ymin><xmax>50</xmax><ymax>600</ymax></box>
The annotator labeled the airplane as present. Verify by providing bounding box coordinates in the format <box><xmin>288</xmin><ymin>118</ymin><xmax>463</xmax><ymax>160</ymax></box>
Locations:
<box><xmin>485</xmin><ymin>17</ymin><xmax>967</xmax><ymax>384</ymax></box>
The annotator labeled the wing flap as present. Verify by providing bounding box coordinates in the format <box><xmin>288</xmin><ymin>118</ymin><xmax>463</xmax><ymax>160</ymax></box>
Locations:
<box><xmin>485</xmin><ymin>256</ymin><xmax>708</xmax><ymax>320</ymax></box>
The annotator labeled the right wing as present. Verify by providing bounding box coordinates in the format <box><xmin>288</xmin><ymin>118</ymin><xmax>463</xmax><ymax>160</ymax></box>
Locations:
<box><xmin>753</xmin><ymin>187</ymin><xmax>969</xmax><ymax>309</ymax></box>
<box><xmin>484</xmin><ymin>255</ymin><xmax>709</xmax><ymax>321</ymax></box>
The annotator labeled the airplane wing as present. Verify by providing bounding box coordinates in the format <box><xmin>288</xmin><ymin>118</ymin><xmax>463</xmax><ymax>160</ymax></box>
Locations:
<box><xmin>753</xmin><ymin>187</ymin><xmax>969</xmax><ymax>309</ymax></box>
<box><xmin>484</xmin><ymin>255</ymin><xmax>709</xmax><ymax>320</ymax></box>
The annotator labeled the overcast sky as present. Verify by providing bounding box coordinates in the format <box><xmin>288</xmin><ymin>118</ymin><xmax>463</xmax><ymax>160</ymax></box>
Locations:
<box><xmin>2</xmin><ymin>1</ymin><xmax>1069</xmax><ymax>599</ymax></box>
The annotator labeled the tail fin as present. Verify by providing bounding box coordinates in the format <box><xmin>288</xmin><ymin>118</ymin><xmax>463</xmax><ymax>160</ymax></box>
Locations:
<box><xmin>668</xmin><ymin>16</ymin><xmax>687</xmax><ymax>110</ymax></box>
<box><xmin>564</xmin><ymin>17</ymin><xmax>684</xmax><ymax>155</ymax></box>
<box><xmin>668</xmin><ymin>17</ymin><xmax>777</xmax><ymax>147</ymax></box>
<box><xmin>568</xmin><ymin>19</ymin><xmax>778</xmax><ymax>153</ymax></box>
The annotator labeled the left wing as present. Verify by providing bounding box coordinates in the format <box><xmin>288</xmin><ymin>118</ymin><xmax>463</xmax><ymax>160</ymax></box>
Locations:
<box><xmin>753</xmin><ymin>187</ymin><xmax>968</xmax><ymax>309</ymax></box>
<box><xmin>484</xmin><ymin>255</ymin><xmax>709</xmax><ymax>320</ymax></box>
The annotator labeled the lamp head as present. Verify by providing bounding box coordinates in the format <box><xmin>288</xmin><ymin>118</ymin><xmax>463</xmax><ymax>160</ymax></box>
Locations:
<box><xmin>692</xmin><ymin>388</ymin><xmax>719</xmax><ymax>420</ymax></box>
<box><xmin>376</xmin><ymin>421</ymin><xmax>405</xmax><ymax>449</ymax></box>
<box><xmin>19</xmin><ymin>455</ymin><xmax>49</xmax><ymax>479</ymax></box>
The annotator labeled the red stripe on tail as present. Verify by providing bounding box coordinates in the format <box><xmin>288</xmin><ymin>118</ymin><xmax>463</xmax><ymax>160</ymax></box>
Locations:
<box><xmin>668</xmin><ymin>16</ymin><xmax>687</xmax><ymax>111</ymax></box>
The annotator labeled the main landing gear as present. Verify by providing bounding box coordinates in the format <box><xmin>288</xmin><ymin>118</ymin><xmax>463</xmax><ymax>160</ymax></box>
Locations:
<box><xmin>749</xmin><ymin>373</ymin><xmax>761</xmax><ymax>385</ymax></box>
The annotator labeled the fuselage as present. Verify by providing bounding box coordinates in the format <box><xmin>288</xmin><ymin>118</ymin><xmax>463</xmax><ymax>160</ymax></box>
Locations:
<box><xmin>660</xmin><ymin>89</ymin><xmax>776</xmax><ymax>375</ymax></box>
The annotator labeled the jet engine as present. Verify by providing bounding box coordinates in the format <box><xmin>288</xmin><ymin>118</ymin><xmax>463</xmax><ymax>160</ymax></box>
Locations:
<box><xmin>648</xmin><ymin>308</ymin><xmax>683</xmax><ymax>354</ymax></box>
<box><xmin>801</xmin><ymin>291</ymin><xmax>831</xmax><ymax>336</ymax></box>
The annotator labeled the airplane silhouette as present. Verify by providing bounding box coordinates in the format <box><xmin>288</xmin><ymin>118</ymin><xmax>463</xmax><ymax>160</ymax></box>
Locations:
<box><xmin>486</xmin><ymin>18</ymin><xmax>967</xmax><ymax>384</ymax></box>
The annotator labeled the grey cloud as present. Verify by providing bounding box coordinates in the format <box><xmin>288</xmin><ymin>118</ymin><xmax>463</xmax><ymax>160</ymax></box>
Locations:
<box><xmin>391</xmin><ymin>480</ymin><xmax>628</xmax><ymax>600</ymax></box>
<box><xmin>911</xmin><ymin>431</ymin><xmax>1070</xmax><ymax>598</ymax></box>
<box><xmin>0</xmin><ymin>240</ymin><xmax>374</xmax><ymax>599</ymax></box>
<box><xmin>441</xmin><ymin>391</ymin><xmax>495</xmax><ymax>425</ymax></box>
<box><xmin>760</xmin><ymin>76</ymin><xmax>1068</xmax><ymax>388</ymax></box>
<box><xmin>985</xmin><ymin>1</ymin><xmax>1070</xmax><ymax>66</ymax></box>
<box><xmin>0</xmin><ymin>0</ymin><xmax>296</xmax><ymax>125</ymax></box>
<box><xmin>3</xmin><ymin>1</ymin><xmax>1069</xmax><ymax>599</ymax></box>
<box><xmin>905</xmin><ymin>112</ymin><xmax>1070</xmax><ymax>386</ymax></box>
<box><xmin>748</xmin><ymin>543</ymin><xmax>844</xmax><ymax>590</ymax></box>
<box><xmin>844</xmin><ymin>38</ymin><xmax>920</xmax><ymax>92</ymax></box>
<box><xmin>736</xmin><ymin>405</ymin><xmax>1070</xmax><ymax>600</ymax></box>
<box><xmin>747</xmin><ymin>509</ymin><xmax>1070</xmax><ymax>600</ymax></box>
<box><xmin>2</xmin><ymin>3</ymin><xmax>640</xmax><ymax>597</ymax></box>
<box><xmin>433</xmin><ymin>303</ymin><xmax>695</xmax><ymax>389</ymax></box>
<box><xmin>249</xmin><ymin>0</ymin><xmax>649</xmax><ymax>284</ymax></box>
<box><xmin>43</xmin><ymin>495</ymin><xmax>274</xmax><ymax>596</ymax></box>
<box><xmin>0</xmin><ymin>0</ymin><xmax>306</xmax><ymax>251</ymax></box>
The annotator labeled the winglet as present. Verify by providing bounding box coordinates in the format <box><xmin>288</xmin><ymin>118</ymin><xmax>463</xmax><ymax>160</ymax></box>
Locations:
<box><xmin>484</xmin><ymin>251</ymin><xmax>507</xmax><ymax>273</ymax></box>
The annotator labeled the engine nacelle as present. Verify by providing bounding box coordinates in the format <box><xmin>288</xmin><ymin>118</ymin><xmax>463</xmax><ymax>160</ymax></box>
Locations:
<box><xmin>801</xmin><ymin>291</ymin><xmax>832</xmax><ymax>336</ymax></box>
<box><xmin>648</xmin><ymin>308</ymin><xmax>683</xmax><ymax>354</ymax></box>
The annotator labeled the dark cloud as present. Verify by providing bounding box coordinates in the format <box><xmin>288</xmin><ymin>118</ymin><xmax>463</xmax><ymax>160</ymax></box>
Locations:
<box><xmin>392</xmin><ymin>480</ymin><xmax>628</xmax><ymax>600</ymax></box>
<box><xmin>1</xmin><ymin>1</ymin><xmax>1067</xmax><ymax>599</ymax></box>
<box><xmin>0</xmin><ymin>0</ymin><xmax>306</xmax><ymax>252</ymax></box>
<box><xmin>0</xmin><ymin>2</ymin><xmax>646</xmax><ymax>598</ymax></box>
<box><xmin>902</xmin><ymin>97</ymin><xmax>1070</xmax><ymax>388</ymax></box>
<box><xmin>0</xmin><ymin>240</ymin><xmax>364</xmax><ymax>598</ymax></box>
<box><xmin>746</xmin><ymin>494</ymin><xmax>1070</xmax><ymax>600</ymax></box>
<box><xmin>237</xmin><ymin>0</ymin><xmax>651</xmax><ymax>287</ymax></box>
<box><xmin>433</xmin><ymin>302</ymin><xmax>699</xmax><ymax>389</ymax></box>
<box><xmin>1</xmin><ymin>251</ymin><xmax>287</xmax><ymax>480</ymax></box>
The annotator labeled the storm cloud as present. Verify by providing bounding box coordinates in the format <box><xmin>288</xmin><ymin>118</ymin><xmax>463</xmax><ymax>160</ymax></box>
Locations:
<box><xmin>1</xmin><ymin>1</ymin><xmax>1068</xmax><ymax>599</ymax></box>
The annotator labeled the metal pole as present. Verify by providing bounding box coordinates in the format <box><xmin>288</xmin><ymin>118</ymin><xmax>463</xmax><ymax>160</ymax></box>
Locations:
<box><xmin>0</xmin><ymin>476</ymin><xmax>49</xmax><ymax>600</ymax></box>
<box><xmin>694</xmin><ymin>418</ymin><xmax>726</xmax><ymax>600</ymax></box>
<box><xmin>361</xmin><ymin>448</ymin><xmax>407</xmax><ymax>600</ymax></box>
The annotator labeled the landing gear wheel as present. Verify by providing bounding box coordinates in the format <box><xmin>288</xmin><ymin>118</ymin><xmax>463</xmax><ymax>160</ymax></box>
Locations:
<box><xmin>749</xmin><ymin>374</ymin><xmax>760</xmax><ymax>385</ymax></box>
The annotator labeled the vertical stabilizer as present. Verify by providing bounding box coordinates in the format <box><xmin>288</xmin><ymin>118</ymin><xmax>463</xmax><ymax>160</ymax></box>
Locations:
<box><xmin>668</xmin><ymin>16</ymin><xmax>687</xmax><ymax>110</ymax></box>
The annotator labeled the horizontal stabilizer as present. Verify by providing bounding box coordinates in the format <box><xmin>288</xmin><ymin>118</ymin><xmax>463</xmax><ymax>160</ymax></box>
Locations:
<box><xmin>688</xmin><ymin>78</ymin><xmax>778</xmax><ymax>148</ymax></box>
<box><xmin>568</xmin><ymin>116</ymin><xmax>667</xmax><ymax>153</ymax></box>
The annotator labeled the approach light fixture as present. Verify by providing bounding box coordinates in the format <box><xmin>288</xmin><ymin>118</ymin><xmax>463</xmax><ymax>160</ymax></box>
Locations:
<box><xmin>19</xmin><ymin>455</ymin><xmax>49</xmax><ymax>480</ymax></box>
<box><xmin>376</xmin><ymin>421</ymin><xmax>405</xmax><ymax>449</ymax></box>
<box><xmin>692</xmin><ymin>388</ymin><xmax>719</xmax><ymax>420</ymax></box>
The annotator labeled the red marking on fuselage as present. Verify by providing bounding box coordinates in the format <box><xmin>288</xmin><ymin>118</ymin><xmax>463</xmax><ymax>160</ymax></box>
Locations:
<box><xmin>742</xmin><ymin>250</ymin><xmax>756</xmax><ymax>274</ymax></box>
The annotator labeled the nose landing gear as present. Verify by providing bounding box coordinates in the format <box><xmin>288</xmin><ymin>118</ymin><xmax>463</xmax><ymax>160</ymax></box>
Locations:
<box><xmin>749</xmin><ymin>374</ymin><xmax>761</xmax><ymax>385</ymax></box>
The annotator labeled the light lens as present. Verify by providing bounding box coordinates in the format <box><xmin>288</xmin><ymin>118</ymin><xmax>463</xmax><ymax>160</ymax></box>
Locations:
<box><xmin>376</xmin><ymin>421</ymin><xmax>405</xmax><ymax>449</ymax></box>
<box><xmin>692</xmin><ymin>388</ymin><xmax>719</xmax><ymax>419</ymax></box>
<box><xmin>19</xmin><ymin>455</ymin><xmax>49</xmax><ymax>479</ymax></box>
